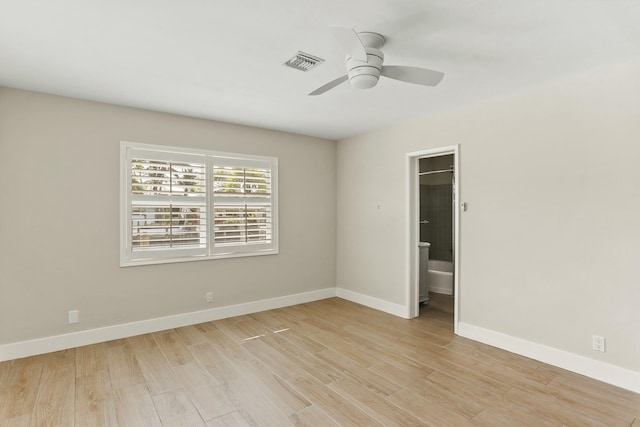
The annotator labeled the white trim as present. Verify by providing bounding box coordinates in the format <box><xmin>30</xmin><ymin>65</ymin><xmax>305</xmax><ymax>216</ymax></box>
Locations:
<box><xmin>458</xmin><ymin>322</ymin><xmax>640</xmax><ymax>394</ymax></box>
<box><xmin>0</xmin><ymin>288</ymin><xmax>336</xmax><ymax>362</ymax></box>
<box><xmin>120</xmin><ymin>140</ymin><xmax>279</xmax><ymax>267</ymax></box>
<box><xmin>405</xmin><ymin>145</ymin><xmax>460</xmax><ymax>333</ymax></box>
<box><xmin>405</xmin><ymin>154</ymin><xmax>419</xmax><ymax>319</ymax></box>
<box><xmin>336</xmin><ymin>287</ymin><xmax>408</xmax><ymax>318</ymax></box>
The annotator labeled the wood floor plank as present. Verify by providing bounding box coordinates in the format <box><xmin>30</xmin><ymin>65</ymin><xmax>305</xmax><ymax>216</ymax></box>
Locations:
<box><xmin>113</xmin><ymin>383</ymin><xmax>162</xmax><ymax>426</ymax></box>
<box><xmin>104</xmin><ymin>337</ymin><xmax>129</xmax><ymax>348</ymax></box>
<box><xmin>216</xmin><ymin>316</ymin><xmax>272</xmax><ymax>342</ymax></box>
<box><xmin>75</xmin><ymin>371</ymin><xmax>118</xmax><ymax>426</ymax></box>
<box><xmin>222</xmin><ymin>378</ymin><xmax>294</xmax><ymax>427</ymax></box>
<box><xmin>328</xmin><ymin>377</ymin><xmax>428</xmax><ymax>426</ymax></box>
<box><xmin>346</xmin><ymin>309</ymin><xmax>454</xmax><ymax>348</ymax></box>
<box><xmin>172</xmin><ymin>362</ymin><xmax>236</xmax><ymax>421</ymax></box>
<box><xmin>289</xmin><ymin>312</ymin><xmax>342</xmax><ymax>336</ymax></box>
<box><xmin>386</xmin><ymin>388</ymin><xmax>475</xmax><ymax>427</ymax></box>
<box><xmin>152</xmin><ymin>329</ymin><xmax>197</xmax><ymax>366</ymax></box>
<box><xmin>105</xmin><ymin>343</ymin><xmax>146</xmax><ymax>390</ymax></box>
<box><xmin>289</xmin><ymin>405</ymin><xmax>339</xmax><ymax>427</ymax></box>
<box><xmin>0</xmin><ymin>362</ymin><xmax>8</xmax><ymax>386</ymax></box>
<box><xmin>0</xmin><ymin>414</ymin><xmax>31</xmax><ymax>427</ymax></box>
<box><xmin>422</xmin><ymin>370</ymin><xmax>505</xmax><ymax>419</ymax></box>
<box><xmin>370</xmin><ymin>360</ymin><xmax>483</xmax><ymax>419</ymax></box>
<box><xmin>190</xmin><ymin>341</ymin><xmax>293</xmax><ymax>425</ymax></box>
<box><xmin>197</xmin><ymin>321</ymin><xmax>221</xmax><ymax>332</ymax></box>
<box><xmin>315</xmin><ymin>348</ymin><xmax>401</xmax><ymax>396</ymax></box>
<box><xmin>0</xmin><ymin>364</ymin><xmax>43</xmax><ymax>420</ymax></box>
<box><xmin>204</xmin><ymin>327</ymin><xmax>314</xmax><ymax>416</ymax></box>
<box><xmin>206</xmin><ymin>411</ymin><xmax>252</xmax><ymax>427</ymax></box>
<box><xmin>550</xmin><ymin>367</ymin><xmax>640</xmax><ymax>406</ymax></box>
<box><xmin>423</xmin><ymin>364</ymin><xmax>563</xmax><ymax>426</ymax></box>
<box><xmin>444</xmin><ymin>337</ymin><xmax>546</xmax><ymax>375</ymax></box>
<box><xmin>174</xmin><ymin>324</ymin><xmax>209</xmax><ymax>346</ymax></box>
<box><xmin>75</xmin><ymin>342</ymin><xmax>108</xmax><ymax>377</ymax></box>
<box><xmin>240</xmin><ymin>338</ymin><xmax>312</xmax><ymax>382</ymax></box>
<box><xmin>273</xmin><ymin>309</ymin><xmax>330</xmax><ymax>336</ymax></box>
<box><xmin>307</xmin><ymin>331</ymin><xmax>380</xmax><ymax>368</ymax></box>
<box><xmin>401</xmin><ymin>345</ymin><xmax>513</xmax><ymax>394</ymax></box>
<box><xmin>126</xmin><ymin>333</ymin><xmax>159</xmax><ymax>352</ymax></box>
<box><xmin>32</xmin><ymin>350</ymin><xmax>75</xmax><ymax>426</ymax></box>
<box><xmin>548</xmin><ymin>373</ymin><xmax>640</xmax><ymax>419</ymax></box>
<box><xmin>152</xmin><ymin>388</ymin><xmax>207</xmax><ymax>426</ymax></box>
<box><xmin>287</xmin><ymin>374</ymin><xmax>385</xmax><ymax>426</ymax></box>
<box><xmin>504</xmin><ymin>386</ymin><xmax>612</xmax><ymax>426</ymax></box>
<box><xmin>512</xmin><ymin>375</ymin><xmax>636</xmax><ymax>425</ymax></box>
<box><xmin>471</xmin><ymin>408</ymin><xmax>534</xmax><ymax>427</ymax></box>
<box><xmin>276</xmin><ymin>327</ymin><xmax>329</xmax><ymax>355</ymax></box>
<box><xmin>134</xmin><ymin>348</ymin><xmax>182</xmax><ymax>395</ymax></box>
<box><xmin>189</xmin><ymin>342</ymin><xmax>236</xmax><ymax>385</ymax></box>
<box><xmin>272</xmin><ymin>339</ymin><xmax>344</xmax><ymax>385</ymax></box>
<box><xmin>248</xmin><ymin>310</ymin><xmax>291</xmax><ymax>332</ymax></box>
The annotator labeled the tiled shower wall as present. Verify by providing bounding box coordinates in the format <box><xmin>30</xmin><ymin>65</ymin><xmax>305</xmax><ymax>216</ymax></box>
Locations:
<box><xmin>420</xmin><ymin>184</ymin><xmax>453</xmax><ymax>262</ymax></box>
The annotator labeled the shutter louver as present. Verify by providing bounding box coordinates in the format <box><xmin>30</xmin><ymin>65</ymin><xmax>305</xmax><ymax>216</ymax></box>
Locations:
<box><xmin>213</xmin><ymin>166</ymin><xmax>272</xmax><ymax>247</ymax></box>
<box><xmin>130</xmin><ymin>158</ymin><xmax>206</xmax><ymax>252</ymax></box>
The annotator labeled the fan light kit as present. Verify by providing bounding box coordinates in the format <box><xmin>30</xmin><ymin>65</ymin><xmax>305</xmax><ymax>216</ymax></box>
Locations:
<box><xmin>309</xmin><ymin>26</ymin><xmax>445</xmax><ymax>95</ymax></box>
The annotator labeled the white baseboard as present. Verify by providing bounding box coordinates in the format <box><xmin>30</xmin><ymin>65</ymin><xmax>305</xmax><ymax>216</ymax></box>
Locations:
<box><xmin>6</xmin><ymin>289</ymin><xmax>637</xmax><ymax>395</ymax></box>
<box><xmin>0</xmin><ymin>287</ymin><xmax>337</xmax><ymax>362</ymax></box>
<box><xmin>336</xmin><ymin>287</ymin><xmax>409</xmax><ymax>318</ymax></box>
<box><xmin>428</xmin><ymin>286</ymin><xmax>453</xmax><ymax>296</ymax></box>
<box><xmin>458</xmin><ymin>322</ymin><xmax>640</xmax><ymax>394</ymax></box>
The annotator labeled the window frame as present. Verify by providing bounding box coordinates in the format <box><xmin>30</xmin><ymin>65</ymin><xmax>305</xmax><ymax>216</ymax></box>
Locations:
<box><xmin>120</xmin><ymin>141</ymin><xmax>278</xmax><ymax>267</ymax></box>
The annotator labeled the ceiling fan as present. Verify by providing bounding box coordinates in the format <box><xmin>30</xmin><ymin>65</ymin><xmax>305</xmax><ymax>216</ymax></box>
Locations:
<box><xmin>309</xmin><ymin>26</ymin><xmax>445</xmax><ymax>96</ymax></box>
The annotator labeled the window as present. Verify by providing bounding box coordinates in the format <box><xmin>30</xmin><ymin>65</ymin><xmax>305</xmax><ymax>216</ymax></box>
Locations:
<box><xmin>120</xmin><ymin>141</ymin><xmax>278</xmax><ymax>266</ymax></box>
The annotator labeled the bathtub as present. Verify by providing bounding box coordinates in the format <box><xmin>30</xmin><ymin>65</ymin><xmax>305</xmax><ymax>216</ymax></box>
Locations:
<box><xmin>428</xmin><ymin>260</ymin><xmax>454</xmax><ymax>295</ymax></box>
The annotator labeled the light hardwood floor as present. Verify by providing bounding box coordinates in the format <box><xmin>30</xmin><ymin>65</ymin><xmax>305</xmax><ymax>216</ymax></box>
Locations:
<box><xmin>1</xmin><ymin>295</ymin><xmax>639</xmax><ymax>426</ymax></box>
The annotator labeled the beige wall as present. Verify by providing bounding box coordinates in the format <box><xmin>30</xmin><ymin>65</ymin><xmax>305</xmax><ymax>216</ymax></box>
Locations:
<box><xmin>0</xmin><ymin>88</ymin><xmax>337</xmax><ymax>344</ymax></box>
<box><xmin>337</xmin><ymin>59</ymin><xmax>640</xmax><ymax>372</ymax></box>
<box><xmin>2</xmin><ymin>58</ymin><xmax>639</xmax><ymax>376</ymax></box>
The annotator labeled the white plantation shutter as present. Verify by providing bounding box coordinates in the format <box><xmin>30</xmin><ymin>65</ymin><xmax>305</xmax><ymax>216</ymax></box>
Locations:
<box><xmin>127</xmin><ymin>150</ymin><xmax>208</xmax><ymax>260</ymax></box>
<box><xmin>212</xmin><ymin>165</ymin><xmax>273</xmax><ymax>251</ymax></box>
<box><xmin>121</xmin><ymin>142</ymin><xmax>278</xmax><ymax>266</ymax></box>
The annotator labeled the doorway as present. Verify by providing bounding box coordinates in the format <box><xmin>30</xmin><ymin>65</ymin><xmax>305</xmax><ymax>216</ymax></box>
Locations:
<box><xmin>406</xmin><ymin>145</ymin><xmax>460</xmax><ymax>333</ymax></box>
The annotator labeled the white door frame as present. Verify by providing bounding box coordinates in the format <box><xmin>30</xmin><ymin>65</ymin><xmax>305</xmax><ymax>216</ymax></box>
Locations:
<box><xmin>405</xmin><ymin>145</ymin><xmax>460</xmax><ymax>334</ymax></box>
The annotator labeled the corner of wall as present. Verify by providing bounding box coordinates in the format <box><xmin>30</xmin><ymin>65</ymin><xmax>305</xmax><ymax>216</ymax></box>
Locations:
<box><xmin>336</xmin><ymin>287</ymin><xmax>409</xmax><ymax>318</ymax></box>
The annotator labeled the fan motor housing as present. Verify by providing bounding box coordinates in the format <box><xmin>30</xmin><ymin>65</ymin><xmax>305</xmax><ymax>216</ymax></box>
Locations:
<box><xmin>346</xmin><ymin>47</ymin><xmax>384</xmax><ymax>89</ymax></box>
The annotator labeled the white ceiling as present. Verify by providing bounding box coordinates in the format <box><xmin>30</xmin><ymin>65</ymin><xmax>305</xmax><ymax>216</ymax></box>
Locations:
<box><xmin>1</xmin><ymin>0</ymin><xmax>639</xmax><ymax>140</ymax></box>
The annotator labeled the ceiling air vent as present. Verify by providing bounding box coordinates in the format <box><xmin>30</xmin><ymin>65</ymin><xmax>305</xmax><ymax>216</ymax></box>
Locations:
<box><xmin>283</xmin><ymin>51</ymin><xmax>324</xmax><ymax>72</ymax></box>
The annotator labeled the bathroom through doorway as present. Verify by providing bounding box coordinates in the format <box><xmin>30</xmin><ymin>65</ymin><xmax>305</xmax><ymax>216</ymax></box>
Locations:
<box><xmin>418</xmin><ymin>155</ymin><xmax>454</xmax><ymax>319</ymax></box>
<box><xmin>406</xmin><ymin>145</ymin><xmax>459</xmax><ymax>332</ymax></box>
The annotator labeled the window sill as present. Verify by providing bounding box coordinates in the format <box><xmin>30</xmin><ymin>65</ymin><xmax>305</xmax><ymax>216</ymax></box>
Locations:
<box><xmin>120</xmin><ymin>248</ymin><xmax>279</xmax><ymax>267</ymax></box>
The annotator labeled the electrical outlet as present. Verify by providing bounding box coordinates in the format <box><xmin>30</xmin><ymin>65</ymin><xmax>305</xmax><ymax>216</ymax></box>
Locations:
<box><xmin>68</xmin><ymin>310</ymin><xmax>79</xmax><ymax>324</ymax></box>
<box><xmin>592</xmin><ymin>335</ymin><xmax>606</xmax><ymax>352</ymax></box>
<box><xmin>206</xmin><ymin>292</ymin><xmax>213</xmax><ymax>303</ymax></box>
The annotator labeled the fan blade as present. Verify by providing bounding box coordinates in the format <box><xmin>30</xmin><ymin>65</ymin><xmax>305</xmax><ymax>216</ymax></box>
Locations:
<box><xmin>329</xmin><ymin>26</ymin><xmax>367</xmax><ymax>62</ymax></box>
<box><xmin>308</xmin><ymin>75</ymin><xmax>349</xmax><ymax>96</ymax></box>
<box><xmin>381</xmin><ymin>65</ymin><xmax>444</xmax><ymax>86</ymax></box>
